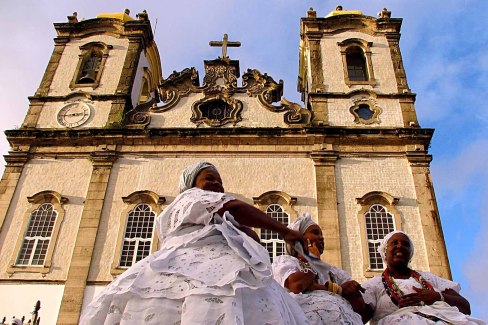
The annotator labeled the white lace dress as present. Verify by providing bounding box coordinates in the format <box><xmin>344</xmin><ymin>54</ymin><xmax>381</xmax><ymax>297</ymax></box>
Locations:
<box><xmin>272</xmin><ymin>255</ymin><xmax>363</xmax><ymax>325</ymax></box>
<box><xmin>362</xmin><ymin>272</ymin><xmax>486</xmax><ymax>324</ymax></box>
<box><xmin>80</xmin><ymin>188</ymin><xmax>309</xmax><ymax>325</ymax></box>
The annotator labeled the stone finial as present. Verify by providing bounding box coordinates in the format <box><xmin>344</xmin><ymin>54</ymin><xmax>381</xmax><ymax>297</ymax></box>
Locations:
<box><xmin>378</xmin><ymin>8</ymin><xmax>391</xmax><ymax>18</ymax></box>
<box><xmin>68</xmin><ymin>12</ymin><xmax>78</xmax><ymax>23</ymax></box>
<box><xmin>137</xmin><ymin>10</ymin><xmax>149</xmax><ymax>21</ymax></box>
<box><xmin>124</xmin><ymin>9</ymin><xmax>130</xmax><ymax>15</ymax></box>
<box><xmin>336</xmin><ymin>5</ymin><xmax>343</xmax><ymax>11</ymax></box>
<box><xmin>307</xmin><ymin>7</ymin><xmax>317</xmax><ymax>18</ymax></box>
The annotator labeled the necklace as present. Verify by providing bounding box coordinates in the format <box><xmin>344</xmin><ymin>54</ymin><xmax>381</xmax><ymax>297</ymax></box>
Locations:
<box><xmin>298</xmin><ymin>258</ymin><xmax>318</xmax><ymax>276</ymax></box>
<box><xmin>382</xmin><ymin>268</ymin><xmax>434</xmax><ymax>306</ymax></box>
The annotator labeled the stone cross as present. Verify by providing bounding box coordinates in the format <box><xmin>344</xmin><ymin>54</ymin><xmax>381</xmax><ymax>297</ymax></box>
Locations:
<box><xmin>209</xmin><ymin>34</ymin><xmax>241</xmax><ymax>59</ymax></box>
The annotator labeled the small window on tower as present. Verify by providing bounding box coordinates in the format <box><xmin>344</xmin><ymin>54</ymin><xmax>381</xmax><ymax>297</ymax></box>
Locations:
<box><xmin>350</xmin><ymin>100</ymin><xmax>382</xmax><ymax>125</ymax></box>
<box><xmin>346</xmin><ymin>47</ymin><xmax>368</xmax><ymax>81</ymax></box>
<box><xmin>70</xmin><ymin>42</ymin><xmax>112</xmax><ymax>89</ymax></box>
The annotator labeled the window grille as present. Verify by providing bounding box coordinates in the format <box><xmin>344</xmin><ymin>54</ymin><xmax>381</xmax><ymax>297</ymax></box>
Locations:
<box><xmin>261</xmin><ymin>204</ymin><xmax>289</xmax><ymax>263</ymax></box>
<box><xmin>365</xmin><ymin>204</ymin><xmax>396</xmax><ymax>270</ymax></box>
<box><xmin>119</xmin><ymin>203</ymin><xmax>156</xmax><ymax>268</ymax></box>
<box><xmin>16</xmin><ymin>203</ymin><xmax>57</xmax><ymax>266</ymax></box>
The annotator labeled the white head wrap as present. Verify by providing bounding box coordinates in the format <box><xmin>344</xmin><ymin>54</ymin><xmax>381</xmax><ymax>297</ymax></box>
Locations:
<box><xmin>288</xmin><ymin>212</ymin><xmax>317</xmax><ymax>234</ymax></box>
<box><xmin>11</xmin><ymin>318</ymin><xmax>22</xmax><ymax>325</ymax></box>
<box><xmin>178</xmin><ymin>161</ymin><xmax>217</xmax><ymax>193</ymax></box>
<box><xmin>377</xmin><ymin>230</ymin><xmax>414</xmax><ymax>263</ymax></box>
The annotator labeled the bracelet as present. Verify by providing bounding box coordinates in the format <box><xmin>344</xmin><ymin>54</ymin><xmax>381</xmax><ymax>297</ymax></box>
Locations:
<box><xmin>439</xmin><ymin>292</ymin><xmax>445</xmax><ymax>302</ymax></box>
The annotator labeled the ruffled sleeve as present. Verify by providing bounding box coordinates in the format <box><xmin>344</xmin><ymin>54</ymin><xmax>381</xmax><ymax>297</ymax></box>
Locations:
<box><xmin>156</xmin><ymin>188</ymin><xmax>235</xmax><ymax>239</ymax></box>
<box><xmin>420</xmin><ymin>271</ymin><xmax>461</xmax><ymax>293</ymax></box>
<box><xmin>272</xmin><ymin>255</ymin><xmax>302</xmax><ymax>288</ymax></box>
<box><xmin>361</xmin><ymin>276</ymin><xmax>382</xmax><ymax>310</ymax></box>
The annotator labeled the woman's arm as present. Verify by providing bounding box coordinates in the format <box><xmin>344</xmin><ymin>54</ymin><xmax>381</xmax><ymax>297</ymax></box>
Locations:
<box><xmin>400</xmin><ymin>287</ymin><xmax>471</xmax><ymax>314</ymax></box>
<box><xmin>218</xmin><ymin>199</ymin><xmax>302</xmax><ymax>244</ymax></box>
<box><xmin>284</xmin><ymin>271</ymin><xmax>318</xmax><ymax>294</ymax></box>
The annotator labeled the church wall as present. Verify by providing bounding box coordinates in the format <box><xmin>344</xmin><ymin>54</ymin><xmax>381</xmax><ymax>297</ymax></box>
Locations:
<box><xmin>327</xmin><ymin>97</ymin><xmax>404</xmax><ymax>127</ymax></box>
<box><xmin>130</xmin><ymin>52</ymin><xmax>150</xmax><ymax>108</ymax></box>
<box><xmin>334</xmin><ymin>156</ymin><xmax>429</xmax><ymax>281</ymax></box>
<box><xmin>35</xmin><ymin>100</ymin><xmax>112</xmax><ymax>129</ymax></box>
<box><xmin>149</xmin><ymin>93</ymin><xmax>289</xmax><ymax>128</ymax></box>
<box><xmin>0</xmin><ymin>158</ymin><xmax>92</xmax><ymax>280</ymax></box>
<box><xmin>321</xmin><ymin>31</ymin><xmax>398</xmax><ymax>94</ymax></box>
<box><xmin>0</xmin><ymin>284</ymin><xmax>64</xmax><ymax>324</ymax></box>
<box><xmin>88</xmin><ymin>156</ymin><xmax>316</xmax><ymax>281</ymax></box>
<box><xmin>48</xmin><ymin>35</ymin><xmax>130</xmax><ymax>97</ymax></box>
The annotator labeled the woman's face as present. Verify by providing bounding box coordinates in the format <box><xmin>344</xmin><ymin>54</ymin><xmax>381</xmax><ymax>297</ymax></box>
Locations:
<box><xmin>385</xmin><ymin>233</ymin><xmax>412</xmax><ymax>267</ymax></box>
<box><xmin>303</xmin><ymin>224</ymin><xmax>324</xmax><ymax>255</ymax></box>
<box><xmin>194</xmin><ymin>167</ymin><xmax>224</xmax><ymax>193</ymax></box>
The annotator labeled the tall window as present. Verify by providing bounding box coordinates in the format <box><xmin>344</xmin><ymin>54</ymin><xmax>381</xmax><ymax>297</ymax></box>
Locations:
<box><xmin>356</xmin><ymin>191</ymin><xmax>401</xmax><ymax>277</ymax></box>
<box><xmin>112</xmin><ymin>191</ymin><xmax>165</xmax><ymax>275</ymax></box>
<box><xmin>8</xmin><ymin>191</ymin><xmax>68</xmax><ymax>275</ymax></box>
<box><xmin>346</xmin><ymin>46</ymin><xmax>368</xmax><ymax>81</ymax></box>
<box><xmin>119</xmin><ymin>203</ymin><xmax>156</xmax><ymax>268</ymax></box>
<box><xmin>70</xmin><ymin>42</ymin><xmax>112</xmax><ymax>89</ymax></box>
<box><xmin>16</xmin><ymin>203</ymin><xmax>57</xmax><ymax>266</ymax></box>
<box><xmin>338</xmin><ymin>38</ymin><xmax>376</xmax><ymax>87</ymax></box>
<box><xmin>261</xmin><ymin>204</ymin><xmax>290</xmax><ymax>263</ymax></box>
<box><xmin>365</xmin><ymin>204</ymin><xmax>396</xmax><ymax>270</ymax></box>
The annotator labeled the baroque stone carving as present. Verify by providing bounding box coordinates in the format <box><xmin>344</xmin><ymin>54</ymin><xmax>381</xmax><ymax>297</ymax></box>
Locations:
<box><xmin>191</xmin><ymin>95</ymin><xmax>243</xmax><ymax>127</ymax></box>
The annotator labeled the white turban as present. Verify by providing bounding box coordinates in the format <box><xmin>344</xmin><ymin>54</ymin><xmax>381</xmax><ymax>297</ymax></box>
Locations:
<box><xmin>288</xmin><ymin>212</ymin><xmax>317</xmax><ymax>234</ymax></box>
<box><xmin>178</xmin><ymin>161</ymin><xmax>216</xmax><ymax>193</ymax></box>
<box><xmin>377</xmin><ymin>230</ymin><xmax>414</xmax><ymax>263</ymax></box>
<box><xmin>11</xmin><ymin>318</ymin><xmax>22</xmax><ymax>325</ymax></box>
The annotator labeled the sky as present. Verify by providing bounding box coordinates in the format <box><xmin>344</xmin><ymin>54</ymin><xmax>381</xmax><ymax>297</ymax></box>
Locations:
<box><xmin>0</xmin><ymin>0</ymin><xmax>487</xmax><ymax>319</ymax></box>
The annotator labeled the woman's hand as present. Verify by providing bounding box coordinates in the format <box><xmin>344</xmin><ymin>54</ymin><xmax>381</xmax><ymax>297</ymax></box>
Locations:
<box><xmin>306</xmin><ymin>239</ymin><xmax>320</xmax><ymax>257</ymax></box>
<box><xmin>341</xmin><ymin>280</ymin><xmax>365</xmax><ymax>298</ymax></box>
<box><xmin>282</xmin><ymin>228</ymin><xmax>304</xmax><ymax>248</ymax></box>
<box><xmin>399</xmin><ymin>286</ymin><xmax>443</xmax><ymax>307</ymax></box>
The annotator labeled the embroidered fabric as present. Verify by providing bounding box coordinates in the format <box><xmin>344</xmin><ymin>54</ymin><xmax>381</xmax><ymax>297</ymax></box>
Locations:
<box><xmin>362</xmin><ymin>272</ymin><xmax>486</xmax><ymax>325</ymax></box>
<box><xmin>272</xmin><ymin>255</ymin><xmax>362</xmax><ymax>325</ymax></box>
<box><xmin>80</xmin><ymin>188</ymin><xmax>308</xmax><ymax>325</ymax></box>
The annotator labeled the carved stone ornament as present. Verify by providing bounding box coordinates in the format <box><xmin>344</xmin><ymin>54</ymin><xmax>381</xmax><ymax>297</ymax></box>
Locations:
<box><xmin>191</xmin><ymin>95</ymin><xmax>243</xmax><ymax>127</ymax></box>
<box><xmin>350</xmin><ymin>98</ymin><xmax>382</xmax><ymax>125</ymax></box>
<box><xmin>127</xmin><ymin>57</ymin><xmax>312</xmax><ymax>127</ymax></box>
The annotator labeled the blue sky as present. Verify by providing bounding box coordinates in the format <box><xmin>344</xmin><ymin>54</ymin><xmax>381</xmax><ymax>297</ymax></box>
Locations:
<box><xmin>0</xmin><ymin>0</ymin><xmax>487</xmax><ymax>319</ymax></box>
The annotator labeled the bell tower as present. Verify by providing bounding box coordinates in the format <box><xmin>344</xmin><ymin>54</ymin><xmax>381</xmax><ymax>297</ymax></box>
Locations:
<box><xmin>22</xmin><ymin>9</ymin><xmax>161</xmax><ymax>131</ymax></box>
<box><xmin>298</xmin><ymin>7</ymin><xmax>450</xmax><ymax>280</ymax></box>
<box><xmin>299</xmin><ymin>7</ymin><xmax>418</xmax><ymax>128</ymax></box>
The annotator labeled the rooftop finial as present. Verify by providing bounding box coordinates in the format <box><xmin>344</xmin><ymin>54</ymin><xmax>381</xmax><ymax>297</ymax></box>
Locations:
<box><xmin>209</xmin><ymin>34</ymin><xmax>241</xmax><ymax>59</ymax></box>
<box><xmin>307</xmin><ymin>8</ymin><xmax>317</xmax><ymax>18</ymax></box>
<box><xmin>378</xmin><ymin>8</ymin><xmax>391</xmax><ymax>18</ymax></box>
<box><xmin>68</xmin><ymin>12</ymin><xmax>78</xmax><ymax>23</ymax></box>
<box><xmin>336</xmin><ymin>5</ymin><xmax>343</xmax><ymax>11</ymax></box>
<box><xmin>124</xmin><ymin>9</ymin><xmax>130</xmax><ymax>15</ymax></box>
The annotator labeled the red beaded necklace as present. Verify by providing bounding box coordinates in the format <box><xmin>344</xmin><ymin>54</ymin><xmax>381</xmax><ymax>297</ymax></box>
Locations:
<box><xmin>382</xmin><ymin>268</ymin><xmax>434</xmax><ymax>306</ymax></box>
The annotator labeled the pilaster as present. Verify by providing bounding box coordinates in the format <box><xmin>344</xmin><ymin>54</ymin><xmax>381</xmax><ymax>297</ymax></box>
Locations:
<box><xmin>386</xmin><ymin>33</ymin><xmax>411</xmax><ymax>94</ymax></box>
<box><xmin>0</xmin><ymin>150</ymin><xmax>29</xmax><ymax>233</ymax></box>
<box><xmin>310</xmin><ymin>150</ymin><xmax>342</xmax><ymax>267</ymax></box>
<box><xmin>406</xmin><ymin>152</ymin><xmax>451</xmax><ymax>279</ymax></box>
<box><xmin>57</xmin><ymin>150</ymin><xmax>118</xmax><ymax>325</ymax></box>
<box><xmin>307</xmin><ymin>32</ymin><xmax>325</xmax><ymax>93</ymax></box>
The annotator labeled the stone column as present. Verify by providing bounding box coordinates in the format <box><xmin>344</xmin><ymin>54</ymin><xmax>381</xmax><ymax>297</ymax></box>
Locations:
<box><xmin>310</xmin><ymin>150</ymin><xmax>342</xmax><ymax>267</ymax></box>
<box><xmin>57</xmin><ymin>151</ymin><xmax>117</xmax><ymax>325</ymax></box>
<box><xmin>0</xmin><ymin>150</ymin><xmax>29</xmax><ymax>232</ymax></box>
<box><xmin>407</xmin><ymin>152</ymin><xmax>451</xmax><ymax>279</ymax></box>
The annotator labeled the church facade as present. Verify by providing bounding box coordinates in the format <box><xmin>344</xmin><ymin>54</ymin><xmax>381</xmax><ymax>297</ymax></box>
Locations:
<box><xmin>0</xmin><ymin>7</ymin><xmax>450</xmax><ymax>324</ymax></box>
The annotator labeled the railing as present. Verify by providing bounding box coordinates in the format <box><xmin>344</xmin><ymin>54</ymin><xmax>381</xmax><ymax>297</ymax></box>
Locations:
<box><xmin>1</xmin><ymin>301</ymin><xmax>40</xmax><ymax>325</ymax></box>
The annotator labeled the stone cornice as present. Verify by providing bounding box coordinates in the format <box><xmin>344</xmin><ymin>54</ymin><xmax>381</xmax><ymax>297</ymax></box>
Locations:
<box><xmin>307</xmin><ymin>91</ymin><xmax>416</xmax><ymax>100</ymax></box>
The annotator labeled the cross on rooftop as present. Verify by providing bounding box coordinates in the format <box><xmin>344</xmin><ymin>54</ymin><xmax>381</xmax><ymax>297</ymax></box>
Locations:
<box><xmin>209</xmin><ymin>34</ymin><xmax>241</xmax><ymax>59</ymax></box>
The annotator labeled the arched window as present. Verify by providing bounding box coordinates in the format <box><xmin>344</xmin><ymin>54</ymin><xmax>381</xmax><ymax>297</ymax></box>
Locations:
<box><xmin>112</xmin><ymin>191</ymin><xmax>165</xmax><ymax>275</ymax></box>
<box><xmin>71</xmin><ymin>42</ymin><xmax>112</xmax><ymax>89</ymax></box>
<box><xmin>260</xmin><ymin>204</ymin><xmax>290</xmax><ymax>262</ymax></box>
<box><xmin>119</xmin><ymin>203</ymin><xmax>156</xmax><ymax>268</ymax></box>
<box><xmin>356</xmin><ymin>191</ymin><xmax>401</xmax><ymax>277</ymax></box>
<box><xmin>8</xmin><ymin>191</ymin><xmax>68</xmax><ymax>275</ymax></box>
<box><xmin>364</xmin><ymin>204</ymin><xmax>396</xmax><ymax>270</ymax></box>
<box><xmin>338</xmin><ymin>39</ymin><xmax>376</xmax><ymax>87</ymax></box>
<box><xmin>346</xmin><ymin>46</ymin><xmax>368</xmax><ymax>81</ymax></box>
<box><xmin>16</xmin><ymin>203</ymin><xmax>57</xmax><ymax>266</ymax></box>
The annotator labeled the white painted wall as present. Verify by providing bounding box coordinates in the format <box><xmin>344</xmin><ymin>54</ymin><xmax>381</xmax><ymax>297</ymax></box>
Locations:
<box><xmin>88</xmin><ymin>156</ymin><xmax>317</xmax><ymax>282</ymax></box>
<box><xmin>0</xmin><ymin>158</ymin><xmax>92</xmax><ymax>280</ymax></box>
<box><xmin>131</xmin><ymin>52</ymin><xmax>150</xmax><ymax>108</ymax></box>
<box><xmin>0</xmin><ymin>284</ymin><xmax>64</xmax><ymax>325</ymax></box>
<box><xmin>335</xmin><ymin>156</ymin><xmax>428</xmax><ymax>281</ymax></box>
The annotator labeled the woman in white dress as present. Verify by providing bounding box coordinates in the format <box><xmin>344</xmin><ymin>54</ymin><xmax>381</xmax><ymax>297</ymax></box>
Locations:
<box><xmin>359</xmin><ymin>230</ymin><xmax>485</xmax><ymax>325</ymax></box>
<box><xmin>272</xmin><ymin>213</ymin><xmax>364</xmax><ymax>324</ymax></box>
<box><xmin>80</xmin><ymin>162</ymin><xmax>309</xmax><ymax>325</ymax></box>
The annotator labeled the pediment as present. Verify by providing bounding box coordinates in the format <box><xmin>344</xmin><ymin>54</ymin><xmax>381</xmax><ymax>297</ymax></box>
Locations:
<box><xmin>125</xmin><ymin>58</ymin><xmax>310</xmax><ymax>128</ymax></box>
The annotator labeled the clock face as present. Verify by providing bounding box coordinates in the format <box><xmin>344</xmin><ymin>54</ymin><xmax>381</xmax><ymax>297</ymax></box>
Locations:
<box><xmin>57</xmin><ymin>102</ymin><xmax>91</xmax><ymax>128</ymax></box>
